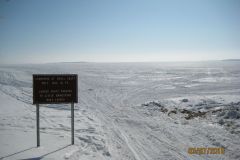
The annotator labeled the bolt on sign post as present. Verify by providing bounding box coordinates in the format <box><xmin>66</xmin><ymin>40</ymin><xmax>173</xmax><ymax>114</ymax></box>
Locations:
<box><xmin>33</xmin><ymin>74</ymin><xmax>78</xmax><ymax>147</ymax></box>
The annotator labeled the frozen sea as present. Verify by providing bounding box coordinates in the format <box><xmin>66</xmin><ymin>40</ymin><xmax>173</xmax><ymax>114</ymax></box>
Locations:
<box><xmin>0</xmin><ymin>61</ymin><xmax>240</xmax><ymax>160</ymax></box>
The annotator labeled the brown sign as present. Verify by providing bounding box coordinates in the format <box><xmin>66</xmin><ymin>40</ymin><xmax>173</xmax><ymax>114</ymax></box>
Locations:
<box><xmin>33</xmin><ymin>74</ymin><xmax>78</xmax><ymax>104</ymax></box>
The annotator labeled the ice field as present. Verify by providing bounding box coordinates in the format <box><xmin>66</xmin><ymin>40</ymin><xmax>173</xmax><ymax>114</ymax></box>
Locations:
<box><xmin>0</xmin><ymin>61</ymin><xmax>240</xmax><ymax>160</ymax></box>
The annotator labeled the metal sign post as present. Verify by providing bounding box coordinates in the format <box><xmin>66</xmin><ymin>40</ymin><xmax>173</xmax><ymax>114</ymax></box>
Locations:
<box><xmin>71</xmin><ymin>103</ymin><xmax>74</xmax><ymax>145</ymax></box>
<box><xmin>36</xmin><ymin>104</ymin><xmax>40</xmax><ymax>147</ymax></box>
<box><xmin>33</xmin><ymin>74</ymin><xmax>78</xmax><ymax>147</ymax></box>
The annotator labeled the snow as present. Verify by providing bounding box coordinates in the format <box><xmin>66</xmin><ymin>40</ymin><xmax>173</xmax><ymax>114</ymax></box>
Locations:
<box><xmin>0</xmin><ymin>61</ymin><xmax>240</xmax><ymax>160</ymax></box>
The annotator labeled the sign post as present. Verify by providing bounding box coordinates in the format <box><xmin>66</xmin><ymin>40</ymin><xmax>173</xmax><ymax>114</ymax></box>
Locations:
<box><xmin>71</xmin><ymin>103</ymin><xmax>74</xmax><ymax>145</ymax></box>
<box><xmin>36</xmin><ymin>104</ymin><xmax>40</xmax><ymax>147</ymax></box>
<box><xmin>33</xmin><ymin>74</ymin><xmax>78</xmax><ymax>147</ymax></box>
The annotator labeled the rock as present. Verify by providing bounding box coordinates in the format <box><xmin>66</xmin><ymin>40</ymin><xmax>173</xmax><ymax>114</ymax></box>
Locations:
<box><xmin>224</xmin><ymin>110</ymin><xmax>240</xmax><ymax>119</ymax></box>
<box><xmin>103</xmin><ymin>151</ymin><xmax>111</xmax><ymax>157</ymax></box>
<box><xmin>180</xmin><ymin>109</ymin><xmax>192</xmax><ymax>114</ymax></box>
<box><xmin>161</xmin><ymin>108</ymin><xmax>168</xmax><ymax>113</ymax></box>
<box><xmin>168</xmin><ymin>110</ymin><xmax>177</xmax><ymax>116</ymax></box>
<box><xmin>182</xmin><ymin>98</ymin><xmax>189</xmax><ymax>102</ymax></box>
<box><xmin>218</xmin><ymin>119</ymin><xmax>224</xmax><ymax>125</ymax></box>
<box><xmin>217</xmin><ymin>111</ymin><xmax>226</xmax><ymax>117</ymax></box>
<box><xmin>151</xmin><ymin>101</ymin><xmax>163</xmax><ymax>107</ymax></box>
<box><xmin>184</xmin><ymin>110</ymin><xmax>207</xmax><ymax>120</ymax></box>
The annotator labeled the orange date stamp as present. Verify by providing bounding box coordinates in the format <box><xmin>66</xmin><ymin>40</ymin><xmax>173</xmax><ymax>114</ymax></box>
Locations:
<box><xmin>188</xmin><ymin>147</ymin><xmax>224</xmax><ymax>155</ymax></box>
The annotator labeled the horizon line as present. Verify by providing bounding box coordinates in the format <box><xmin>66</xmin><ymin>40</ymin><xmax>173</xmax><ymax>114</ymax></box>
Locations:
<box><xmin>1</xmin><ymin>59</ymin><xmax>240</xmax><ymax>65</ymax></box>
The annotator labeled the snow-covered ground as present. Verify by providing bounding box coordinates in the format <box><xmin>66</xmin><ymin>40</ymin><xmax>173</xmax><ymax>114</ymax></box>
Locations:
<box><xmin>0</xmin><ymin>61</ymin><xmax>240</xmax><ymax>160</ymax></box>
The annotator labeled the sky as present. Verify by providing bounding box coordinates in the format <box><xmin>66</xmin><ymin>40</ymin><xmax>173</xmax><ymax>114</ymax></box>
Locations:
<box><xmin>0</xmin><ymin>0</ymin><xmax>240</xmax><ymax>64</ymax></box>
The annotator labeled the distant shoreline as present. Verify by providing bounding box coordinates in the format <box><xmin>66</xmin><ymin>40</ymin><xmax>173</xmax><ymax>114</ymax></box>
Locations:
<box><xmin>222</xmin><ymin>59</ymin><xmax>240</xmax><ymax>61</ymax></box>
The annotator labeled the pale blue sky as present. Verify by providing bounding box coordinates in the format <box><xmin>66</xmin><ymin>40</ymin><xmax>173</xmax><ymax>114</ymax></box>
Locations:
<box><xmin>0</xmin><ymin>0</ymin><xmax>239</xmax><ymax>63</ymax></box>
